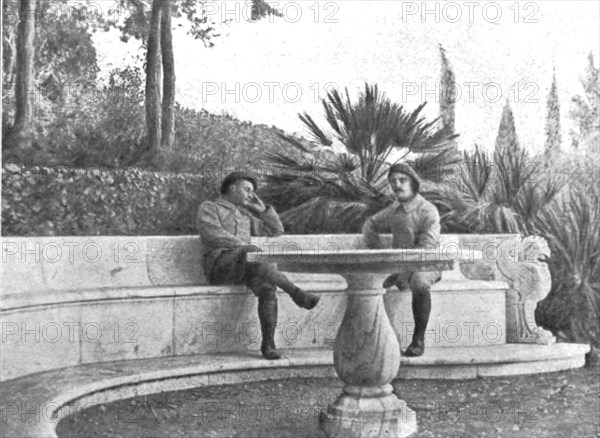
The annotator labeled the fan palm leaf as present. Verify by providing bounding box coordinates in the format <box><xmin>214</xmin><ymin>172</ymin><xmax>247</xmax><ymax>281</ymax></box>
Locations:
<box><xmin>438</xmin><ymin>145</ymin><xmax>564</xmax><ymax>234</ymax></box>
<box><xmin>261</xmin><ymin>83</ymin><xmax>460</xmax><ymax>233</ymax></box>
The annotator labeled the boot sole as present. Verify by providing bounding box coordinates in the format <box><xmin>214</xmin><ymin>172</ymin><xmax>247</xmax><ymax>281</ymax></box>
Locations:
<box><xmin>261</xmin><ymin>350</ymin><xmax>282</xmax><ymax>360</ymax></box>
<box><xmin>403</xmin><ymin>350</ymin><xmax>424</xmax><ymax>357</ymax></box>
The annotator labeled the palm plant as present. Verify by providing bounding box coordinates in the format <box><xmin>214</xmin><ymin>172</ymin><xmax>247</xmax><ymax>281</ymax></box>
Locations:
<box><xmin>260</xmin><ymin>83</ymin><xmax>459</xmax><ymax>233</ymax></box>
<box><xmin>432</xmin><ymin>145</ymin><xmax>564</xmax><ymax>233</ymax></box>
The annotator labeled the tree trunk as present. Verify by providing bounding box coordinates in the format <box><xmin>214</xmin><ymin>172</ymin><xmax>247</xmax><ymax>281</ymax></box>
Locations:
<box><xmin>144</xmin><ymin>0</ymin><xmax>162</xmax><ymax>158</ymax></box>
<box><xmin>160</xmin><ymin>0</ymin><xmax>175</xmax><ymax>150</ymax></box>
<box><xmin>3</xmin><ymin>33</ymin><xmax>17</xmax><ymax>81</ymax></box>
<box><xmin>10</xmin><ymin>0</ymin><xmax>37</xmax><ymax>151</ymax></box>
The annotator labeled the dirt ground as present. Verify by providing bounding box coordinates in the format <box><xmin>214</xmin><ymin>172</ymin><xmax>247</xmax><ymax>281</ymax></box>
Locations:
<box><xmin>57</xmin><ymin>363</ymin><xmax>599</xmax><ymax>438</ymax></box>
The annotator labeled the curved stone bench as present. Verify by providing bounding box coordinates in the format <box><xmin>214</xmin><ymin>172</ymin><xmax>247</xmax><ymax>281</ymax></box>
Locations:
<box><xmin>1</xmin><ymin>236</ymin><xmax>347</xmax><ymax>381</ymax></box>
<box><xmin>0</xmin><ymin>234</ymin><xmax>505</xmax><ymax>380</ymax></box>
<box><xmin>0</xmin><ymin>346</ymin><xmax>589</xmax><ymax>438</ymax></box>
<box><xmin>0</xmin><ymin>234</ymin><xmax>590</xmax><ymax>437</ymax></box>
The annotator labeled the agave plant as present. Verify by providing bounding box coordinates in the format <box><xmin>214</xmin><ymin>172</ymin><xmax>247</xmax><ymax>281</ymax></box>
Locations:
<box><xmin>436</xmin><ymin>144</ymin><xmax>599</xmax><ymax>344</ymax></box>
<box><xmin>432</xmin><ymin>145</ymin><xmax>564</xmax><ymax>233</ymax></box>
<box><xmin>534</xmin><ymin>188</ymin><xmax>600</xmax><ymax>343</ymax></box>
<box><xmin>260</xmin><ymin>83</ymin><xmax>460</xmax><ymax>233</ymax></box>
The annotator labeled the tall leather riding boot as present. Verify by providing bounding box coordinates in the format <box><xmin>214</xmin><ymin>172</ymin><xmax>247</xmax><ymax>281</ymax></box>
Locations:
<box><xmin>287</xmin><ymin>286</ymin><xmax>320</xmax><ymax>310</ymax></box>
<box><xmin>258</xmin><ymin>296</ymin><xmax>281</xmax><ymax>360</ymax></box>
<box><xmin>405</xmin><ymin>291</ymin><xmax>431</xmax><ymax>357</ymax></box>
<box><xmin>251</xmin><ymin>263</ymin><xmax>320</xmax><ymax>310</ymax></box>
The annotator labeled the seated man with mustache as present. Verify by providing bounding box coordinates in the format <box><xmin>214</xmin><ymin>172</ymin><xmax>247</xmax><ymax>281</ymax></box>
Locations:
<box><xmin>362</xmin><ymin>163</ymin><xmax>442</xmax><ymax>357</ymax></box>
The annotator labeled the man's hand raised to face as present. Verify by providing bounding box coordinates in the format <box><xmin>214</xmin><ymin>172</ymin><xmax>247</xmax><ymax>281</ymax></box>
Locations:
<box><xmin>244</xmin><ymin>192</ymin><xmax>267</xmax><ymax>215</ymax></box>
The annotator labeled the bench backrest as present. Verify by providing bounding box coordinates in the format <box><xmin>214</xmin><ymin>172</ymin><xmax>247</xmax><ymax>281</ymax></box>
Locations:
<box><xmin>1</xmin><ymin>234</ymin><xmax>519</xmax><ymax>296</ymax></box>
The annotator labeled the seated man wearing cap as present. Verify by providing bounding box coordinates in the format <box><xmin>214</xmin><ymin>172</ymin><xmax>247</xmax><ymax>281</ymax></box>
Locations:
<box><xmin>362</xmin><ymin>163</ymin><xmax>441</xmax><ymax>357</ymax></box>
<box><xmin>197</xmin><ymin>172</ymin><xmax>320</xmax><ymax>360</ymax></box>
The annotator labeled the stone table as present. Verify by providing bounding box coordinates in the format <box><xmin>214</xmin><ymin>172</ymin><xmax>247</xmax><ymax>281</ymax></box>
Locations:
<box><xmin>248</xmin><ymin>247</ymin><xmax>457</xmax><ymax>438</ymax></box>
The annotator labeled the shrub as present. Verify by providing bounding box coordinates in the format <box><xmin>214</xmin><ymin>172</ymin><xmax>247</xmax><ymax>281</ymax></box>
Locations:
<box><xmin>1</xmin><ymin>164</ymin><xmax>216</xmax><ymax>236</ymax></box>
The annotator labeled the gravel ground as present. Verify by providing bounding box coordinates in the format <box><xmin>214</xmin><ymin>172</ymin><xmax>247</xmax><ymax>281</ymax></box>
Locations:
<box><xmin>57</xmin><ymin>363</ymin><xmax>599</xmax><ymax>438</ymax></box>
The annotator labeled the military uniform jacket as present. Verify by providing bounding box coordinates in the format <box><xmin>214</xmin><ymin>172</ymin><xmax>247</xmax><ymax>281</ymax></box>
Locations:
<box><xmin>196</xmin><ymin>197</ymin><xmax>284</xmax><ymax>277</ymax></box>
<box><xmin>362</xmin><ymin>194</ymin><xmax>441</xmax><ymax>249</ymax></box>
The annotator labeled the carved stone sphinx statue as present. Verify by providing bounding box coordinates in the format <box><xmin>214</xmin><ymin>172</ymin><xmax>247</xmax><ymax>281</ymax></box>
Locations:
<box><xmin>497</xmin><ymin>236</ymin><xmax>556</xmax><ymax>344</ymax></box>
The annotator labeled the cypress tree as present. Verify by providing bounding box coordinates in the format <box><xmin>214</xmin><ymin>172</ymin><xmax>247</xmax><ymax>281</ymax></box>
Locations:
<box><xmin>544</xmin><ymin>68</ymin><xmax>562</xmax><ymax>161</ymax></box>
<box><xmin>494</xmin><ymin>100</ymin><xmax>520</xmax><ymax>157</ymax></box>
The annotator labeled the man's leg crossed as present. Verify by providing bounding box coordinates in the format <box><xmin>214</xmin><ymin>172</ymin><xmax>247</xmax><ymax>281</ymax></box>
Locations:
<box><xmin>247</xmin><ymin>262</ymin><xmax>320</xmax><ymax>310</ymax></box>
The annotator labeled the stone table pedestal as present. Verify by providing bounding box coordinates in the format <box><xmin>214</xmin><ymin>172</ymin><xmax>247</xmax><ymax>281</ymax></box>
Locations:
<box><xmin>248</xmin><ymin>248</ymin><xmax>456</xmax><ymax>438</ymax></box>
<box><xmin>318</xmin><ymin>271</ymin><xmax>416</xmax><ymax>438</ymax></box>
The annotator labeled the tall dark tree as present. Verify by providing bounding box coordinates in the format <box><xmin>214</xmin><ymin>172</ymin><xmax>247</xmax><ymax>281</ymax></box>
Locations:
<box><xmin>6</xmin><ymin>0</ymin><xmax>37</xmax><ymax>151</ymax></box>
<box><xmin>544</xmin><ymin>68</ymin><xmax>562</xmax><ymax>161</ymax></box>
<box><xmin>439</xmin><ymin>44</ymin><xmax>456</xmax><ymax>136</ymax></box>
<box><xmin>494</xmin><ymin>100</ymin><xmax>520</xmax><ymax>157</ymax></box>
